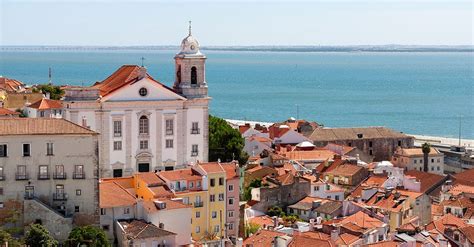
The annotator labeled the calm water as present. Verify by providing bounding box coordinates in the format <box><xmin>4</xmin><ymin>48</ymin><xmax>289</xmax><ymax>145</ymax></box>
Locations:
<box><xmin>0</xmin><ymin>50</ymin><xmax>473</xmax><ymax>138</ymax></box>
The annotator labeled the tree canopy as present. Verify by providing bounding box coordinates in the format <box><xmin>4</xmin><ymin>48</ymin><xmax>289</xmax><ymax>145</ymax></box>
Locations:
<box><xmin>67</xmin><ymin>225</ymin><xmax>109</xmax><ymax>247</ymax></box>
<box><xmin>33</xmin><ymin>84</ymin><xmax>64</xmax><ymax>100</ymax></box>
<box><xmin>209</xmin><ymin>115</ymin><xmax>248</xmax><ymax>165</ymax></box>
<box><xmin>24</xmin><ymin>224</ymin><xmax>58</xmax><ymax>247</ymax></box>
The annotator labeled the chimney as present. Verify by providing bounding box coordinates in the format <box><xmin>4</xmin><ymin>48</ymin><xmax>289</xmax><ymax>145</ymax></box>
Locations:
<box><xmin>334</xmin><ymin>154</ymin><xmax>342</xmax><ymax>160</ymax></box>
<box><xmin>137</xmin><ymin>66</ymin><xmax>147</xmax><ymax>80</ymax></box>
<box><xmin>330</xmin><ymin>229</ymin><xmax>339</xmax><ymax>241</ymax></box>
<box><xmin>272</xmin><ymin>216</ymin><xmax>278</xmax><ymax>228</ymax></box>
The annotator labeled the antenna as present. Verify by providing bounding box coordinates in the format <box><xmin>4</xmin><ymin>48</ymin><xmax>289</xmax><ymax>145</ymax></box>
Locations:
<box><xmin>141</xmin><ymin>57</ymin><xmax>145</xmax><ymax>67</ymax></box>
<box><xmin>459</xmin><ymin>115</ymin><xmax>463</xmax><ymax>146</ymax></box>
<box><xmin>188</xmin><ymin>20</ymin><xmax>192</xmax><ymax>35</ymax></box>
<box><xmin>48</xmin><ymin>67</ymin><xmax>52</xmax><ymax>85</ymax></box>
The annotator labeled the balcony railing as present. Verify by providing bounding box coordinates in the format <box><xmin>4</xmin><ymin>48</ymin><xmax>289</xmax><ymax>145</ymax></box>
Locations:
<box><xmin>0</xmin><ymin>174</ymin><xmax>4</xmax><ymax>181</ymax></box>
<box><xmin>15</xmin><ymin>173</ymin><xmax>29</xmax><ymax>180</ymax></box>
<box><xmin>191</xmin><ymin>151</ymin><xmax>198</xmax><ymax>157</ymax></box>
<box><xmin>53</xmin><ymin>193</ymin><xmax>68</xmax><ymax>201</ymax></box>
<box><xmin>166</xmin><ymin>129</ymin><xmax>173</xmax><ymax>136</ymax></box>
<box><xmin>73</xmin><ymin>172</ymin><xmax>85</xmax><ymax>179</ymax></box>
<box><xmin>194</xmin><ymin>201</ymin><xmax>204</xmax><ymax>208</ymax></box>
<box><xmin>38</xmin><ymin>172</ymin><xmax>50</xmax><ymax>180</ymax></box>
<box><xmin>24</xmin><ymin>193</ymin><xmax>34</xmax><ymax>200</ymax></box>
<box><xmin>53</xmin><ymin>172</ymin><xmax>67</xmax><ymax>179</ymax></box>
<box><xmin>191</xmin><ymin>128</ymin><xmax>200</xmax><ymax>134</ymax></box>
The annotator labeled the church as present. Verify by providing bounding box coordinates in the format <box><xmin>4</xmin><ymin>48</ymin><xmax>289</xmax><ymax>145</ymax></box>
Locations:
<box><xmin>64</xmin><ymin>25</ymin><xmax>209</xmax><ymax>177</ymax></box>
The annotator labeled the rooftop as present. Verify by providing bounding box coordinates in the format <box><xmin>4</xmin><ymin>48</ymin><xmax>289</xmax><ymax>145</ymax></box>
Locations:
<box><xmin>100</xmin><ymin>181</ymin><xmax>136</xmax><ymax>208</ymax></box>
<box><xmin>0</xmin><ymin>118</ymin><xmax>97</xmax><ymax>135</ymax></box>
<box><xmin>0</xmin><ymin>77</ymin><xmax>24</xmax><ymax>92</ymax></box>
<box><xmin>404</xmin><ymin>170</ymin><xmax>445</xmax><ymax>193</ymax></box>
<box><xmin>118</xmin><ymin>220</ymin><xmax>176</xmax><ymax>240</ymax></box>
<box><xmin>0</xmin><ymin>108</ymin><xmax>20</xmax><ymax>116</ymax></box>
<box><xmin>28</xmin><ymin>98</ymin><xmax>62</xmax><ymax>110</ymax></box>
<box><xmin>309</xmin><ymin>127</ymin><xmax>411</xmax><ymax>141</ymax></box>
<box><xmin>158</xmin><ymin>168</ymin><xmax>202</xmax><ymax>182</ymax></box>
<box><xmin>243</xmin><ymin>229</ymin><xmax>285</xmax><ymax>247</ymax></box>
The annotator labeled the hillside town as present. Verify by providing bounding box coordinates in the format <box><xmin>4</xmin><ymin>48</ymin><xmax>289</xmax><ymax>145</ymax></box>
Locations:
<box><xmin>1</xmin><ymin>28</ymin><xmax>474</xmax><ymax>247</ymax></box>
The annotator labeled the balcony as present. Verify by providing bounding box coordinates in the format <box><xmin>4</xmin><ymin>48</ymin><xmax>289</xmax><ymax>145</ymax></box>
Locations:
<box><xmin>191</xmin><ymin>128</ymin><xmax>200</xmax><ymax>135</ymax></box>
<box><xmin>53</xmin><ymin>193</ymin><xmax>68</xmax><ymax>201</ymax></box>
<box><xmin>194</xmin><ymin>201</ymin><xmax>204</xmax><ymax>208</ymax></box>
<box><xmin>38</xmin><ymin>172</ymin><xmax>50</xmax><ymax>180</ymax></box>
<box><xmin>15</xmin><ymin>173</ymin><xmax>29</xmax><ymax>180</ymax></box>
<box><xmin>73</xmin><ymin>172</ymin><xmax>85</xmax><ymax>179</ymax></box>
<box><xmin>24</xmin><ymin>193</ymin><xmax>35</xmax><ymax>200</ymax></box>
<box><xmin>191</xmin><ymin>151</ymin><xmax>198</xmax><ymax>157</ymax></box>
<box><xmin>166</xmin><ymin>130</ymin><xmax>173</xmax><ymax>136</ymax></box>
<box><xmin>0</xmin><ymin>174</ymin><xmax>4</xmax><ymax>181</ymax></box>
<box><xmin>53</xmin><ymin>172</ymin><xmax>67</xmax><ymax>179</ymax></box>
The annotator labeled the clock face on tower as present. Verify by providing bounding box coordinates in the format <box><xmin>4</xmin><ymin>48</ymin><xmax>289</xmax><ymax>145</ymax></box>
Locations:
<box><xmin>190</xmin><ymin>44</ymin><xmax>195</xmax><ymax>50</ymax></box>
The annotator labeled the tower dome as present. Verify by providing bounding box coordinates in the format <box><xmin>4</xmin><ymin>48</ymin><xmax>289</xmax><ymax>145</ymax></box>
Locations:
<box><xmin>177</xmin><ymin>21</ymin><xmax>203</xmax><ymax>56</ymax></box>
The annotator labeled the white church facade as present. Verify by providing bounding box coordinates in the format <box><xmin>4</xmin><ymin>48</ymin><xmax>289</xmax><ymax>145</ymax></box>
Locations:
<box><xmin>64</xmin><ymin>26</ymin><xmax>209</xmax><ymax>177</ymax></box>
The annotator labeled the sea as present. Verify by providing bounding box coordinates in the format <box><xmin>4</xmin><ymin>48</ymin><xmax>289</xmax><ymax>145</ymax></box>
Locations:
<box><xmin>0</xmin><ymin>49</ymin><xmax>472</xmax><ymax>139</ymax></box>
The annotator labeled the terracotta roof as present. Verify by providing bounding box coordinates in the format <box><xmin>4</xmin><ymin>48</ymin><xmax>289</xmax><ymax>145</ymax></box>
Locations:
<box><xmin>316</xmin><ymin>157</ymin><xmax>346</xmax><ymax>174</ymax></box>
<box><xmin>404</xmin><ymin>170</ymin><xmax>445</xmax><ymax>193</ymax></box>
<box><xmin>248</xmin><ymin>136</ymin><xmax>272</xmax><ymax>143</ymax></box>
<box><xmin>460</xmin><ymin>226</ymin><xmax>474</xmax><ymax>243</ymax></box>
<box><xmin>335</xmin><ymin>233</ymin><xmax>360</xmax><ymax>245</ymax></box>
<box><xmin>276</xmin><ymin>172</ymin><xmax>295</xmax><ymax>185</ymax></box>
<box><xmin>248</xmin><ymin>215</ymin><xmax>275</xmax><ymax>228</ymax></box>
<box><xmin>288</xmin><ymin>235</ymin><xmax>335</xmax><ymax>247</ymax></box>
<box><xmin>100</xmin><ymin>181</ymin><xmax>136</xmax><ymax>208</ymax></box>
<box><xmin>148</xmin><ymin>186</ymin><xmax>173</xmax><ymax>199</ymax></box>
<box><xmin>366</xmin><ymin>240</ymin><xmax>402</xmax><ymax>247</ymax></box>
<box><xmin>118</xmin><ymin>220</ymin><xmax>176</xmax><ymax>240</ymax></box>
<box><xmin>398</xmin><ymin>147</ymin><xmax>440</xmax><ymax>156</ymax></box>
<box><xmin>289</xmin><ymin>196</ymin><xmax>329</xmax><ymax>210</ymax></box>
<box><xmin>339</xmin><ymin>211</ymin><xmax>385</xmax><ymax>230</ymax></box>
<box><xmin>453</xmin><ymin>168</ymin><xmax>474</xmax><ymax>186</ymax></box>
<box><xmin>243</xmin><ymin>229</ymin><xmax>285</xmax><ymax>247</ymax></box>
<box><xmin>279</xmin><ymin>149</ymin><xmax>337</xmax><ymax>161</ymax></box>
<box><xmin>274</xmin><ymin>162</ymin><xmax>297</xmax><ymax>176</ymax></box>
<box><xmin>0</xmin><ymin>118</ymin><xmax>97</xmax><ymax>135</ymax></box>
<box><xmin>325</xmin><ymin>143</ymin><xmax>356</xmax><ymax>155</ymax></box>
<box><xmin>449</xmin><ymin>184</ymin><xmax>474</xmax><ymax>196</ymax></box>
<box><xmin>309</xmin><ymin>127</ymin><xmax>410</xmax><ymax>141</ymax></box>
<box><xmin>325</xmin><ymin>164</ymin><xmax>364</xmax><ymax>177</ymax></box>
<box><xmin>0</xmin><ymin>77</ymin><xmax>24</xmax><ymax>92</ymax></box>
<box><xmin>28</xmin><ymin>98</ymin><xmax>62</xmax><ymax>110</ymax></box>
<box><xmin>197</xmin><ymin>162</ymin><xmax>225</xmax><ymax>174</ymax></box>
<box><xmin>314</xmin><ymin>200</ymin><xmax>343</xmax><ymax>215</ymax></box>
<box><xmin>425</xmin><ymin>213</ymin><xmax>467</xmax><ymax>233</ymax></box>
<box><xmin>135</xmin><ymin>172</ymin><xmax>163</xmax><ymax>186</ymax></box>
<box><xmin>0</xmin><ymin>108</ymin><xmax>20</xmax><ymax>116</ymax></box>
<box><xmin>92</xmin><ymin>65</ymin><xmax>177</xmax><ymax>98</ymax></box>
<box><xmin>220</xmin><ymin>162</ymin><xmax>239</xmax><ymax>180</ymax></box>
<box><xmin>143</xmin><ymin>199</ymin><xmax>190</xmax><ymax>213</ymax></box>
<box><xmin>158</xmin><ymin>168</ymin><xmax>202</xmax><ymax>181</ymax></box>
<box><xmin>351</xmin><ymin>175</ymin><xmax>388</xmax><ymax>197</ymax></box>
<box><xmin>440</xmin><ymin>196</ymin><xmax>474</xmax><ymax>209</ymax></box>
<box><xmin>239</xmin><ymin>124</ymin><xmax>251</xmax><ymax>134</ymax></box>
<box><xmin>299</xmin><ymin>231</ymin><xmax>331</xmax><ymax>240</ymax></box>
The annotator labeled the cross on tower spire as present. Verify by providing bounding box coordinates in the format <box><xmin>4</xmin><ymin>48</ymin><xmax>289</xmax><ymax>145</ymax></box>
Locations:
<box><xmin>188</xmin><ymin>20</ymin><xmax>192</xmax><ymax>35</ymax></box>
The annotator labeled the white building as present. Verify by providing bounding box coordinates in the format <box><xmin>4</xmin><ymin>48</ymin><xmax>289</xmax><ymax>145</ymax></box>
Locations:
<box><xmin>64</xmin><ymin>26</ymin><xmax>209</xmax><ymax>177</ymax></box>
<box><xmin>25</xmin><ymin>98</ymin><xmax>64</xmax><ymax>118</ymax></box>
<box><xmin>391</xmin><ymin>147</ymin><xmax>445</xmax><ymax>175</ymax></box>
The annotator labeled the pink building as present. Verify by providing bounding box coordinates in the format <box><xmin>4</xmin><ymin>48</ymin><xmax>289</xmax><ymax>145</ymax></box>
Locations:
<box><xmin>221</xmin><ymin>162</ymin><xmax>240</xmax><ymax>239</ymax></box>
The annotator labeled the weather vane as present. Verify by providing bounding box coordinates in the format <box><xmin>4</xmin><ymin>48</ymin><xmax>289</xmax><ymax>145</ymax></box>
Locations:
<box><xmin>188</xmin><ymin>20</ymin><xmax>192</xmax><ymax>35</ymax></box>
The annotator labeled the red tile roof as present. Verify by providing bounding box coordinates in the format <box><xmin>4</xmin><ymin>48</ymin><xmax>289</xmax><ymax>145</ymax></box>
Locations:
<box><xmin>453</xmin><ymin>168</ymin><xmax>474</xmax><ymax>186</ymax></box>
<box><xmin>0</xmin><ymin>108</ymin><xmax>20</xmax><ymax>116</ymax></box>
<box><xmin>0</xmin><ymin>118</ymin><xmax>97</xmax><ymax>135</ymax></box>
<box><xmin>404</xmin><ymin>170</ymin><xmax>445</xmax><ymax>193</ymax></box>
<box><xmin>460</xmin><ymin>226</ymin><xmax>474</xmax><ymax>243</ymax></box>
<box><xmin>28</xmin><ymin>98</ymin><xmax>62</xmax><ymax>110</ymax></box>
<box><xmin>92</xmin><ymin>65</ymin><xmax>176</xmax><ymax>97</ymax></box>
<box><xmin>135</xmin><ymin>172</ymin><xmax>163</xmax><ymax>186</ymax></box>
<box><xmin>100</xmin><ymin>181</ymin><xmax>136</xmax><ymax>208</ymax></box>
<box><xmin>288</xmin><ymin>235</ymin><xmax>335</xmax><ymax>247</ymax></box>
<box><xmin>158</xmin><ymin>168</ymin><xmax>202</xmax><ymax>181</ymax></box>
<box><xmin>220</xmin><ymin>162</ymin><xmax>239</xmax><ymax>180</ymax></box>
<box><xmin>248</xmin><ymin>215</ymin><xmax>275</xmax><ymax>228</ymax></box>
<box><xmin>325</xmin><ymin>164</ymin><xmax>364</xmax><ymax>177</ymax></box>
<box><xmin>118</xmin><ymin>220</ymin><xmax>176</xmax><ymax>240</ymax></box>
<box><xmin>0</xmin><ymin>77</ymin><xmax>24</xmax><ymax>92</ymax></box>
<box><xmin>197</xmin><ymin>162</ymin><xmax>225</xmax><ymax>174</ymax></box>
<box><xmin>143</xmin><ymin>199</ymin><xmax>190</xmax><ymax>213</ymax></box>
<box><xmin>339</xmin><ymin>211</ymin><xmax>385</xmax><ymax>230</ymax></box>
<box><xmin>243</xmin><ymin>230</ymin><xmax>285</xmax><ymax>247</ymax></box>
<box><xmin>425</xmin><ymin>213</ymin><xmax>467</xmax><ymax>233</ymax></box>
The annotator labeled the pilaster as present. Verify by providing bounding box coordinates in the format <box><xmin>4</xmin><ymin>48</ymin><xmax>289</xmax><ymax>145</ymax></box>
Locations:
<box><xmin>155</xmin><ymin>109</ymin><xmax>163</xmax><ymax>170</ymax></box>
<box><xmin>125</xmin><ymin>110</ymin><xmax>133</xmax><ymax>174</ymax></box>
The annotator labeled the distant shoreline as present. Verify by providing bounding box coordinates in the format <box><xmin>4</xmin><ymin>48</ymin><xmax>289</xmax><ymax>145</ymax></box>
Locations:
<box><xmin>1</xmin><ymin>45</ymin><xmax>473</xmax><ymax>53</ymax></box>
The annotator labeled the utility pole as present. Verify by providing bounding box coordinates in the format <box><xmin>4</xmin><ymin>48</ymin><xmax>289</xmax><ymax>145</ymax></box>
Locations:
<box><xmin>459</xmin><ymin>115</ymin><xmax>463</xmax><ymax>146</ymax></box>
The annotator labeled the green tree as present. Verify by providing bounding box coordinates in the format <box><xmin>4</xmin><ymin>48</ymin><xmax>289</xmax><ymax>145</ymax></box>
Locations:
<box><xmin>209</xmin><ymin>115</ymin><xmax>248</xmax><ymax>165</ymax></box>
<box><xmin>422</xmin><ymin>142</ymin><xmax>431</xmax><ymax>172</ymax></box>
<box><xmin>15</xmin><ymin>109</ymin><xmax>27</xmax><ymax>118</ymax></box>
<box><xmin>24</xmin><ymin>224</ymin><xmax>58</xmax><ymax>247</ymax></box>
<box><xmin>67</xmin><ymin>225</ymin><xmax>109</xmax><ymax>247</ymax></box>
<box><xmin>243</xmin><ymin>179</ymin><xmax>262</xmax><ymax>201</ymax></box>
<box><xmin>34</xmin><ymin>85</ymin><xmax>64</xmax><ymax>100</ymax></box>
<box><xmin>282</xmin><ymin>215</ymin><xmax>299</xmax><ymax>226</ymax></box>
<box><xmin>244</xmin><ymin>222</ymin><xmax>261</xmax><ymax>237</ymax></box>
<box><xmin>267</xmin><ymin>206</ymin><xmax>285</xmax><ymax>217</ymax></box>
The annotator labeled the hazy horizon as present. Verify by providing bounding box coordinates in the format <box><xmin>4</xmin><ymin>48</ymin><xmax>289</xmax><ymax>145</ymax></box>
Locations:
<box><xmin>1</xmin><ymin>0</ymin><xmax>472</xmax><ymax>46</ymax></box>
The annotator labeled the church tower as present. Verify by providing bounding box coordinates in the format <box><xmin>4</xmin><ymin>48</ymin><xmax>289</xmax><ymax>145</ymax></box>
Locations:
<box><xmin>173</xmin><ymin>22</ymin><xmax>208</xmax><ymax>99</ymax></box>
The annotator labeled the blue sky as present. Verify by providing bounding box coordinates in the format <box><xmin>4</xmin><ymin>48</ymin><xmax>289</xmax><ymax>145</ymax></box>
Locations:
<box><xmin>0</xmin><ymin>0</ymin><xmax>472</xmax><ymax>46</ymax></box>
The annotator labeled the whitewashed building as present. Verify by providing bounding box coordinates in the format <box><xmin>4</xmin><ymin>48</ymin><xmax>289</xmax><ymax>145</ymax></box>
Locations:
<box><xmin>63</xmin><ymin>27</ymin><xmax>209</xmax><ymax>177</ymax></box>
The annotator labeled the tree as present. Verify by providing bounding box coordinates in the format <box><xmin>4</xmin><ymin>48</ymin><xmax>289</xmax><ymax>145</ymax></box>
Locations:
<box><xmin>67</xmin><ymin>225</ymin><xmax>109</xmax><ymax>247</ymax></box>
<box><xmin>15</xmin><ymin>109</ymin><xmax>27</xmax><ymax>118</ymax></box>
<box><xmin>282</xmin><ymin>215</ymin><xmax>299</xmax><ymax>226</ymax></box>
<box><xmin>243</xmin><ymin>179</ymin><xmax>262</xmax><ymax>201</ymax></box>
<box><xmin>34</xmin><ymin>85</ymin><xmax>64</xmax><ymax>100</ymax></box>
<box><xmin>422</xmin><ymin>142</ymin><xmax>431</xmax><ymax>172</ymax></box>
<box><xmin>244</xmin><ymin>222</ymin><xmax>261</xmax><ymax>237</ymax></box>
<box><xmin>24</xmin><ymin>224</ymin><xmax>58</xmax><ymax>247</ymax></box>
<box><xmin>267</xmin><ymin>206</ymin><xmax>285</xmax><ymax>217</ymax></box>
<box><xmin>209</xmin><ymin>115</ymin><xmax>248</xmax><ymax>165</ymax></box>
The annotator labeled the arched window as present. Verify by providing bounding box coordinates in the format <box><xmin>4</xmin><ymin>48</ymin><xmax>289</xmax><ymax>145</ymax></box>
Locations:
<box><xmin>191</xmin><ymin>66</ymin><xmax>197</xmax><ymax>85</ymax></box>
<box><xmin>139</xmin><ymin>116</ymin><xmax>149</xmax><ymax>134</ymax></box>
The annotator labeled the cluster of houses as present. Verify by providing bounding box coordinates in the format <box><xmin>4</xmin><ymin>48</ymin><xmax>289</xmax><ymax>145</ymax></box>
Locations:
<box><xmin>237</xmin><ymin>120</ymin><xmax>474</xmax><ymax>247</ymax></box>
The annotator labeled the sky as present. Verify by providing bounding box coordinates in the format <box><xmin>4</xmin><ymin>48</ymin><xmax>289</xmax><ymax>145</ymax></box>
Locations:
<box><xmin>0</xmin><ymin>0</ymin><xmax>472</xmax><ymax>46</ymax></box>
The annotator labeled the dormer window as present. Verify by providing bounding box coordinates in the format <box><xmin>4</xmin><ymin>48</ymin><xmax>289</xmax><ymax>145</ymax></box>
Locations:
<box><xmin>139</xmin><ymin>87</ymin><xmax>148</xmax><ymax>97</ymax></box>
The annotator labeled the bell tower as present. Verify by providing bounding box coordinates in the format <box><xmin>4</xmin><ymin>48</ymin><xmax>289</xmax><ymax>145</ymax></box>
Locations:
<box><xmin>173</xmin><ymin>21</ymin><xmax>208</xmax><ymax>99</ymax></box>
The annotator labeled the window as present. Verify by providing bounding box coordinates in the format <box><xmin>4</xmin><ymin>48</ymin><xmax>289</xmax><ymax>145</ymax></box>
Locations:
<box><xmin>431</xmin><ymin>158</ymin><xmax>434</xmax><ymax>163</ymax></box>
<box><xmin>76</xmin><ymin>189</ymin><xmax>82</xmax><ymax>196</ymax></box>
<box><xmin>195</xmin><ymin>226</ymin><xmax>200</xmax><ymax>233</ymax></box>
<box><xmin>335</xmin><ymin>195</ymin><xmax>340</xmax><ymax>200</ymax></box>
<box><xmin>100</xmin><ymin>208</ymin><xmax>107</xmax><ymax>215</ymax></box>
<box><xmin>191</xmin><ymin>66</ymin><xmax>197</xmax><ymax>85</ymax></box>
<box><xmin>113</xmin><ymin>121</ymin><xmax>122</xmax><ymax>137</ymax></box>
<box><xmin>369</xmin><ymin>150</ymin><xmax>373</xmax><ymax>156</ymax></box>
<box><xmin>113</xmin><ymin>141</ymin><xmax>122</xmax><ymax>151</ymax></box>
<box><xmin>191</xmin><ymin>144</ymin><xmax>198</xmax><ymax>156</ymax></box>
<box><xmin>0</xmin><ymin>188</ymin><xmax>3</xmax><ymax>195</ymax></box>
<box><xmin>38</xmin><ymin>165</ymin><xmax>49</xmax><ymax>179</ymax></box>
<box><xmin>165</xmin><ymin>119</ymin><xmax>173</xmax><ymax>135</ymax></box>
<box><xmin>189</xmin><ymin>182</ymin><xmax>194</xmax><ymax>188</ymax></box>
<box><xmin>124</xmin><ymin>207</ymin><xmax>130</xmax><ymax>214</ymax></box>
<box><xmin>212</xmin><ymin>211</ymin><xmax>217</xmax><ymax>218</ymax></box>
<box><xmin>369</xmin><ymin>141</ymin><xmax>373</xmax><ymax>147</ymax></box>
<box><xmin>102</xmin><ymin>225</ymin><xmax>110</xmax><ymax>231</ymax></box>
<box><xmin>437</xmin><ymin>158</ymin><xmax>440</xmax><ymax>163</ymax></box>
<box><xmin>16</xmin><ymin>165</ymin><xmax>27</xmax><ymax>180</ymax></box>
<box><xmin>214</xmin><ymin>225</ymin><xmax>219</xmax><ymax>233</ymax></box>
<box><xmin>140</xmin><ymin>140</ymin><xmax>148</xmax><ymax>150</ymax></box>
<box><xmin>23</xmin><ymin>144</ymin><xmax>31</xmax><ymax>157</ymax></box>
<box><xmin>197</xmin><ymin>181</ymin><xmax>201</xmax><ymax>188</ymax></box>
<box><xmin>0</xmin><ymin>202</ymin><xmax>3</xmax><ymax>209</ymax></box>
<box><xmin>437</xmin><ymin>166</ymin><xmax>440</xmax><ymax>171</ymax></box>
<box><xmin>0</xmin><ymin>167</ymin><xmax>4</xmax><ymax>180</ymax></box>
<box><xmin>229</xmin><ymin>198</ymin><xmax>234</xmax><ymax>205</ymax></box>
<box><xmin>195</xmin><ymin>211</ymin><xmax>200</xmax><ymax>218</ymax></box>
<box><xmin>398</xmin><ymin>140</ymin><xmax>402</xmax><ymax>146</ymax></box>
<box><xmin>228</xmin><ymin>184</ymin><xmax>234</xmax><ymax>191</ymax></box>
<box><xmin>228</xmin><ymin>211</ymin><xmax>234</xmax><ymax>218</ymax></box>
<box><xmin>315</xmin><ymin>186</ymin><xmax>319</xmax><ymax>191</ymax></box>
<box><xmin>218</xmin><ymin>193</ymin><xmax>224</xmax><ymax>201</ymax></box>
<box><xmin>40</xmin><ymin>111</ymin><xmax>45</xmax><ymax>117</ymax></box>
<box><xmin>46</xmin><ymin>143</ymin><xmax>54</xmax><ymax>156</ymax></box>
<box><xmin>414</xmin><ymin>160</ymin><xmax>417</xmax><ymax>164</ymax></box>
<box><xmin>139</xmin><ymin>87</ymin><xmax>148</xmax><ymax>96</ymax></box>
<box><xmin>210</xmin><ymin>194</ymin><xmax>215</xmax><ymax>202</ymax></box>
<box><xmin>0</xmin><ymin>144</ymin><xmax>7</xmax><ymax>157</ymax></box>
<box><xmin>210</xmin><ymin>178</ymin><xmax>215</xmax><ymax>187</ymax></box>
<box><xmin>82</xmin><ymin>116</ymin><xmax>88</xmax><ymax>128</ymax></box>
<box><xmin>228</xmin><ymin>223</ymin><xmax>234</xmax><ymax>230</ymax></box>
<box><xmin>165</xmin><ymin>139</ymin><xmax>173</xmax><ymax>148</ymax></box>
<box><xmin>75</xmin><ymin>206</ymin><xmax>80</xmax><ymax>212</ymax></box>
<box><xmin>191</xmin><ymin>122</ymin><xmax>200</xmax><ymax>134</ymax></box>
<box><xmin>219</xmin><ymin>177</ymin><xmax>224</xmax><ymax>186</ymax></box>
<box><xmin>139</xmin><ymin>116</ymin><xmax>149</xmax><ymax>134</ymax></box>
<box><xmin>74</xmin><ymin>165</ymin><xmax>85</xmax><ymax>179</ymax></box>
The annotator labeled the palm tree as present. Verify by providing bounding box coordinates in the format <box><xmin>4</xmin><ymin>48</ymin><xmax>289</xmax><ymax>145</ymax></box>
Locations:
<box><xmin>421</xmin><ymin>142</ymin><xmax>431</xmax><ymax>172</ymax></box>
